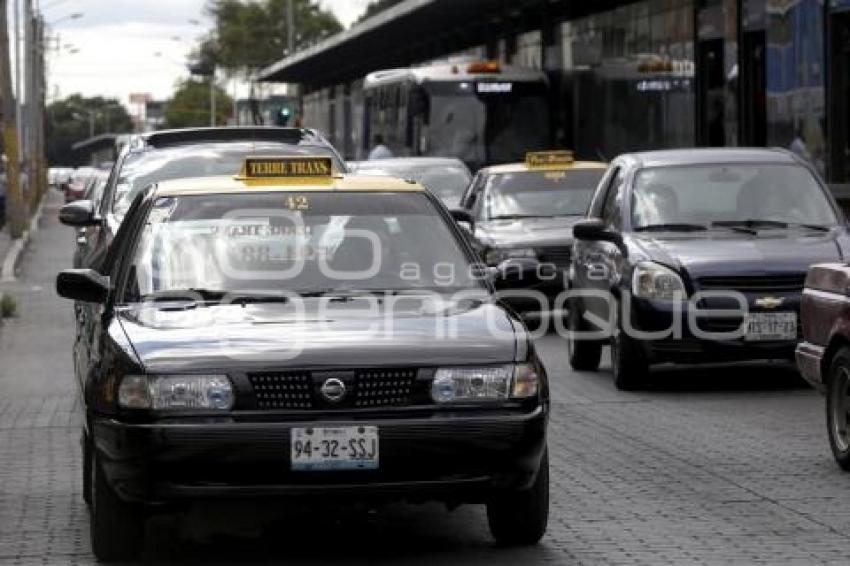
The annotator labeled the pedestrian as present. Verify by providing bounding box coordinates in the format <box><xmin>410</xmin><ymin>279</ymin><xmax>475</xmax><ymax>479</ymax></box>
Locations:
<box><xmin>368</xmin><ymin>134</ymin><xmax>393</xmax><ymax>160</ymax></box>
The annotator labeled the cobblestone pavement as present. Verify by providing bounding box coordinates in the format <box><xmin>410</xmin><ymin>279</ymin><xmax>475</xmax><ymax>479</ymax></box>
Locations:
<box><xmin>1</xmin><ymin>190</ymin><xmax>849</xmax><ymax>564</ymax></box>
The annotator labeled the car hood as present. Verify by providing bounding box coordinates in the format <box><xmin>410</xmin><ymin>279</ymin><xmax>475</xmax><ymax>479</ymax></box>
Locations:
<box><xmin>475</xmin><ymin>216</ymin><xmax>582</xmax><ymax>248</ymax></box>
<box><xmin>117</xmin><ymin>296</ymin><xmax>520</xmax><ymax>373</ymax></box>
<box><xmin>631</xmin><ymin>230</ymin><xmax>846</xmax><ymax>277</ymax></box>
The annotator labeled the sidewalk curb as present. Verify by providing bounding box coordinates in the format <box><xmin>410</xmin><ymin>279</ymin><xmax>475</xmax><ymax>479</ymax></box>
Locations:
<box><xmin>1</xmin><ymin>196</ymin><xmax>46</xmax><ymax>283</ymax></box>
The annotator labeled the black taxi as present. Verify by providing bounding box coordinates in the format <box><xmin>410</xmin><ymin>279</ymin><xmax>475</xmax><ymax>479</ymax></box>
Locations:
<box><xmin>56</xmin><ymin>157</ymin><xmax>549</xmax><ymax>561</ymax></box>
<box><xmin>453</xmin><ymin>151</ymin><xmax>607</xmax><ymax>320</ymax></box>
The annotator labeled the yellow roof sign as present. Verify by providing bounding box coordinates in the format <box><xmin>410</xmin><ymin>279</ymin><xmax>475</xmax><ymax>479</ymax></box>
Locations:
<box><xmin>238</xmin><ymin>156</ymin><xmax>333</xmax><ymax>182</ymax></box>
<box><xmin>526</xmin><ymin>150</ymin><xmax>575</xmax><ymax>169</ymax></box>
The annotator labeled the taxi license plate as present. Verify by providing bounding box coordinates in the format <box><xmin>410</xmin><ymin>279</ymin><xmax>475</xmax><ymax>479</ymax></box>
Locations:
<box><xmin>290</xmin><ymin>426</ymin><xmax>378</xmax><ymax>471</ymax></box>
<box><xmin>745</xmin><ymin>312</ymin><xmax>797</xmax><ymax>341</ymax></box>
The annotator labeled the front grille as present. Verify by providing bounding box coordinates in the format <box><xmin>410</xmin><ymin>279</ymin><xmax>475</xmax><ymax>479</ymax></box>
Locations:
<box><xmin>249</xmin><ymin>371</ymin><xmax>314</xmax><ymax>410</ymax></box>
<box><xmin>538</xmin><ymin>247</ymin><xmax>571</xmax><ymax>265</ymax></box>
<box><xmin>697</xmin><ymin>274</ymin><xmax>806</xmax><ymax>293</ymax></box>
<box><xmin>354</xmin><ymin>368</ymin><xmax>418</xmax><ymax>408</ymax></box>
<box><xmin>247</xmin><ymin>368</ymin><xmax>426</xmax><ymax>410</ymax></box>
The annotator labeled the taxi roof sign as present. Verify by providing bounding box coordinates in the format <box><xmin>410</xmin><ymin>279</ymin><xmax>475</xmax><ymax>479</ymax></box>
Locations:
<box><xmin>526</xmin><ymin>150</ymin><xmax>575</xmax><ymax>169</ymax></box>
<box><xmin>238</xmin><ymin>156</ymin><xmax>333</xmax><ymax>182</ymax></box>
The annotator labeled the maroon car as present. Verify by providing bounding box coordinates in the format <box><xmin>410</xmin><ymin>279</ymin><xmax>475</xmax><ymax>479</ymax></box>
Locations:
<box><xmin>797</xmin><ymin>263</ymin><xmax>850</xmax><ymax>471</ymax></box>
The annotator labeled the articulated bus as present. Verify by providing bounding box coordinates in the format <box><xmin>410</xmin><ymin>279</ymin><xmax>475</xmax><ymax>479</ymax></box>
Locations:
<box><xmin>302</xmin><ymin>60</ymin><xmax>552</xmax><ymax>170</ymax></box>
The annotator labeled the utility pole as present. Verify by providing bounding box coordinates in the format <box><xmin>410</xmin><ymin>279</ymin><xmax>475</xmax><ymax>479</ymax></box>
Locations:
<box><xmin>286</xmin><ymin>0</ymin><xmax>294</xmax><ymax>55</ymax></box>
<box><xmin>23</xmin><ymin>0</ymin><xmax>35</xmax><ymax>209</ymax></box>
<box><xmin>210</xmin><ymin>71</ymin><xmax>215</xmax><ymax>127</ymax></box>
<box><xmin>1</xmin><ymin>0</ymin><xmax>27</xmax><ymax>238</ymax></box>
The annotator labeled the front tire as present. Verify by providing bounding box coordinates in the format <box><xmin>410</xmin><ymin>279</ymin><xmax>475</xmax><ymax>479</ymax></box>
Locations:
<box><xmin>90</xmin><ymin>452</ymin><xmax>145</xmax><ymax>562</ymax></box>
<box><xmin>567</xmin><ymin>302</ymin><xmax>601</xmax><ymax>371</ymax></box>
<box><xmin>486</xmin><ymin>449</ymin><xmax>549</xmax><ymax>546</ymax></box>
<box><xmin>826</xmin><ymin>347</ymin><xmax>850</xmax><ymax>471</ymax></box>
<box><xmin>611</xmin><ymin>327</ymin><xmax>648</xmax><ymax>391</ymax></box>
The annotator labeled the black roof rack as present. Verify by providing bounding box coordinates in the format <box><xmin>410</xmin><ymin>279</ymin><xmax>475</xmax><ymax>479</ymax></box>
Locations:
<box><xmin>141</xmin><ymin>127</ymin><xmax>313</xmax><ymax>149</ymax></box>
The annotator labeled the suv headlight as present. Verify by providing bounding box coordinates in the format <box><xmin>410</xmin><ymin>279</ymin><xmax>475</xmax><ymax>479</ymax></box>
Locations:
<box><xmin>632</xmin><ymin>261</ymin><xmax>686</xmax><ymax>300</ymax></box>
<box><xmin>484</xmin><ymin>247</ymin><xmax>537</xmax><ymax>266</ymax></box>
<box><xmin>118</xmin><ymin>374</ymin><xmax>234</xmax><ymax>410</ymax></box>
<box><xmin>431</xmin><ymin>363</ymin><xmax>539</xmax><ymax>403</ymax></box>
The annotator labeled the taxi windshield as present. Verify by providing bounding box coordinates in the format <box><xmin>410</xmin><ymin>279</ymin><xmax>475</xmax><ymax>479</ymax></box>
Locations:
<box><xmin>112</xmin><ymin>143</ymin><xmax>344</xmax><ymax>221</ymax></box>
<box><xmin>631</xmin><ymin>164</ymin><xmax>838</xmax><ymax>231</ymax></box>
<box><xmin>354</xmin><ymin>162</ymin><xmax>471</xmax><ymax>208</ymax></box>
<box><xmin>122</xmin><ymin>191</ymin><xmax>484</xmax><ymax>301</ymax></box>
<box><xmin>483</xmin><ymin>169</ymin><xmax>604</xmax><ymax>220</ymax></box>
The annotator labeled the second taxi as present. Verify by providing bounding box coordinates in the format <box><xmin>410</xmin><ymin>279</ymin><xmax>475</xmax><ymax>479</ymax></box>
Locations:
<box><xmin>56</xmin><ymin>156</ymin><xmax>550</xmax><ymax>562</ymax></box>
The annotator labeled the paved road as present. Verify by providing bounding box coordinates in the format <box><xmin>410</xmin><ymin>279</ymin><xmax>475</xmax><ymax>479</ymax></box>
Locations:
<box><xmin>1</xmin><ymin>190</ymin><xmax>849</xmax><ymax>564</ymax></box>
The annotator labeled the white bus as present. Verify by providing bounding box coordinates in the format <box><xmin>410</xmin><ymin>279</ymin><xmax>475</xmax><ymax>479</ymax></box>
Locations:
<box><xmin>302</xmin><ymin>60</ymin><xmax>551</xmax><ymax>170</ymax></box>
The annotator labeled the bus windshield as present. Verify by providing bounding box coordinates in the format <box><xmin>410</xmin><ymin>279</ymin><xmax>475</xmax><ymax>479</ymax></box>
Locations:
<box><xmin>423</xmin><ymin>82</ymin><xmax>549</xmax><ymax>169</ymax></box>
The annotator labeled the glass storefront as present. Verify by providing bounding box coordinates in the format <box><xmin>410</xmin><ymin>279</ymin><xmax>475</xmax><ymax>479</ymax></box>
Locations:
<box><xmin>766</xmin><ymin>0</ymin><xmax>827</xmax><ymax>176</ymax></box>
<box><xmin>558</xmin><ymin>0</ymin><xmax>696</xmax><ymax>160</ymax></box>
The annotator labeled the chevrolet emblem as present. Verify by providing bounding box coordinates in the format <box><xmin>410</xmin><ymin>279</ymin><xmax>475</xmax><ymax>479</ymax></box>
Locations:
<box><xmin>754</xmin><ymin>296</ymin><xmax>784</xmax><ymax>309</ymax></box>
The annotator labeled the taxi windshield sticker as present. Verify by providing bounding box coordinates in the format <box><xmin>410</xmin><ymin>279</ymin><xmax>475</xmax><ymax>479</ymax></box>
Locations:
<box><xmin>239</xmin><ymin>156</ymin><xmax>333</xmax><ymax>181</ymax></box>
<box><xmin>526</xmin><ymin>150</ymin><xmax>575</xmax><ymax>169</ymax></box>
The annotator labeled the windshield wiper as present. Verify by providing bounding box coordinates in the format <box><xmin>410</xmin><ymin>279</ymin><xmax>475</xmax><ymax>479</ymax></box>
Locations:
<box><xmin>634</xmin><ymin>223</ymin><xmax>707</xmax><ymax>232</ymax></box>
<box><xmin>489</xmin><ymin>214</ymin><xmax>542</xmax><ymax>220</ymax></box>
<box><xmin>712</xmin><ymin>219</ymin><xmax>833</xmax><ymax>233</ymax></box>
<box><xmin>140</xmin><ymin>289</ymin><xmax>291</xmax><ymax>305</ymax></box>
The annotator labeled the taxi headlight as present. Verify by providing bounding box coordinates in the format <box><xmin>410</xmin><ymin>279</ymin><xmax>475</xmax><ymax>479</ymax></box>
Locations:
<box><xmin>484</xmin><ymin>247</ymin><xmax>537</xmax><ymax>266</ymax></box>
<box><xmin>118</xmin><ymin>374</ymin><xmax>234</xmax><ymax>410</ymax></box>
<box><xmin>631</xmin><ymin>261</ymin><xmax>686</xmax><ymax>301</ymax></box>
<box><xmin>431</xmin><ymin>364</ymin><xmax>539</xmax><ymax>403</ymax></box>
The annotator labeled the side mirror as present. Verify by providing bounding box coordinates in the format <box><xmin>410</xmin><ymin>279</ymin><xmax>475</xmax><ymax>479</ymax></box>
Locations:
<box><xmin>450</xmin><ymin>208</ymin><xmax>474</xmax><ymax>226</ymax></box>
<box><xmin>573</xmin><ymin>218</ymin><xmax>623</xmax><ymax>246</ymax></box>
<box><xmin>56</xmin><ymin>269</ymin><xmax>111</xmax><ymax>303</ymax></box>
<box><xmin>59</xmin><ymin>200</ymin><xmax>99</xmax><ymax>227</ymax></box>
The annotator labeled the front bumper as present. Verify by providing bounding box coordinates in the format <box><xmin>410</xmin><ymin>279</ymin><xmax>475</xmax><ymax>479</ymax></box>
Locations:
<box><xmin>92</xmin><ymin>407</ymin><xmax>547</xmax><ymax>505</ymax></box>
<box><xmin>628</xmin><ymin>297</ymin><xmax>800</xmax><ymax>364</ymax></box>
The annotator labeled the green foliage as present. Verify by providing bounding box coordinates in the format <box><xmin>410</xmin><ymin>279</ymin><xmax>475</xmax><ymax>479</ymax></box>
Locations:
<box><xmin>163</xmin><ymin>79</ymin><xmax>234</xmax><ymax>129</ymax></box>
<box><xmin>198</xmin><ymin>0</ymin><xmax>343</xmax><ymax>75</ymax></box>
<box><xmin>357</xmin><ymin>0</ymin><xmax>404</xmax><ymax>23</ymax></box>
<box><xmin>1</xmin><ymin>294</ymin><xmax>17</xmax><ymax>318</ymax></box>
<box><xmin>46</xmin><ymin>95</ymin><xmax>134</xmax><ymax>166</ymax></box>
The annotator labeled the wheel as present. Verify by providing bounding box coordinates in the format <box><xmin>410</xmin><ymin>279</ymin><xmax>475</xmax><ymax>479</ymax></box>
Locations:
<box><xmin>611</xmin><ymin>326</ymin><xmax>648</xmax><ymax>391</ymax></box>
<box><xmin>567</xmin><ymin>302</ymin><xmax>601</xmax><ymax>371</ymax></box>
<box><xmin>90</xmin><ymin>451</ymin><xmax>145</xmax><ymax>562</ymax></box>
<box><xmin>826</xmin><ymin>347</ymin><xmax>850</xmax><ymax>471</ymax></box>
<box><xmin>82</xmin><ymin>432</ymin><xmax>92</xmax><ymax>506</ymax></box>
<box><xmin>486</xmin><ymin>449</ymin><xmax>549</xmax><ymax>546</ymax></box>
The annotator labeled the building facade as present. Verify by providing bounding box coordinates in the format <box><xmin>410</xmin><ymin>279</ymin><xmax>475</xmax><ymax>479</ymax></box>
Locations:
<box><xmin>259</xmin><ymin>0</ymin><xmax>850</xmax><ymax>186</ymax></box>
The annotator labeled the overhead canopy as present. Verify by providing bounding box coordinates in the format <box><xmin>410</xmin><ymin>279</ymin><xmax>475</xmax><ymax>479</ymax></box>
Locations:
<box><xmin>256</xmin><ymin>0</ymin><xmax>630</xmax><ymax>88</ymax></box>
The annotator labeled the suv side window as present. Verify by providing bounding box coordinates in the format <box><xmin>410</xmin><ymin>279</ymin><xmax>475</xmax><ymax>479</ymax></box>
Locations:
<box><xmin>463</xmin><ymin>172</ymin><xmax>487</xmax><ymax>211</ymax></box>
<box><xmin>601</xmin><ymin>168</ymin><xmax>626</xmax><ymax>229</ymax></box>
<box><xmin>588</xmin><ymin>166</ymin><xmax>617</xmax><ymax>218</ymax></box>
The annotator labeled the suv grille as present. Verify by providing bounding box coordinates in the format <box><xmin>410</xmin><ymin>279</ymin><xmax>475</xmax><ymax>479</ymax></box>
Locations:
<box><xmin>247</xmin><ymin>368</ymin><xmax>426</xmax><ymax>410</ymax></box>
<box><xmin>697</xmin><ymin>274</ymin><xmax>806</xmax><ymax>293</ymax></box>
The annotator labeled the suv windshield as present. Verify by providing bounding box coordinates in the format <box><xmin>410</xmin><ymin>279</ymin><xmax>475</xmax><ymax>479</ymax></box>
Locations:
<box><xmin>110</xmin><ymin>143</ymin><xmax>344</xmax><ymax>221</ymax></box>
<box><xmin>631</xmin><ymin>164</ymin><xmax>838</xmax><ymax>231</ymax></box>
<box><xmin>123</xmin><ymin>192</ymin><xmax>483</xmax><ymax>301</ymax></box>
<box><xmin>483</xmin><ymin>169</ymin><xmax>604</xmax><ymax>220</ymax></box>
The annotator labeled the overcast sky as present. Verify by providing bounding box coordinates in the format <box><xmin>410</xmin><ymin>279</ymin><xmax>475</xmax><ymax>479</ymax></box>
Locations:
<box><xmin>27</xmin><ymin>0</ymin><xmax>372</xmax><ymax>109</ymax></box>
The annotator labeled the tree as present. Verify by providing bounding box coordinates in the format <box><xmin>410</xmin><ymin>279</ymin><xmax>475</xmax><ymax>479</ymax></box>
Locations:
<box><xmin>46</xmin><ymin>95</ymin><xmax>133</xmax><ymax>166</ymax></box>
<box><xmin>356</xmin><ymin>0</ymin><xmax>404</xmax><ymax>24</ymax></box>
<box><xmin>195</xmin><ymin>0</ymin><xmax>343</xmax><ymax>76</ymax></box>
<box><xmin>163</xmin><ymin>79</ymin><xmax>234</xmax><ymax>129</ymax></box>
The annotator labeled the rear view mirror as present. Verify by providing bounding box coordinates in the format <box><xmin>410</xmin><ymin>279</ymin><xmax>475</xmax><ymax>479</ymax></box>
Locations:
<box><xmin>56</xmin><ymin>269</ymin><xmax>110</xmax><ymax>303</ymax></box>
<box><xmin>573</xmin><ymin>218</ymin><xmax>622</xmax><ymax>245</ymax></box>
<box><xmin>59</xmin><ymin>200</ymin><xmax>99</xmax><ymax>227</ymax></box>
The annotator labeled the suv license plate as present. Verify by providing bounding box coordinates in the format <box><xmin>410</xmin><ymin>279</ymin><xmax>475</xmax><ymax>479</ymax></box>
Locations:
<box><xmin>745</xmin><ymin>312</ymin><xmax>797</xmax><ymax>341</ymax></box>
<box><xmin>291</xmin><ymin>426</ymin><xmax>378</xmax><ymax>471</ymax></box>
